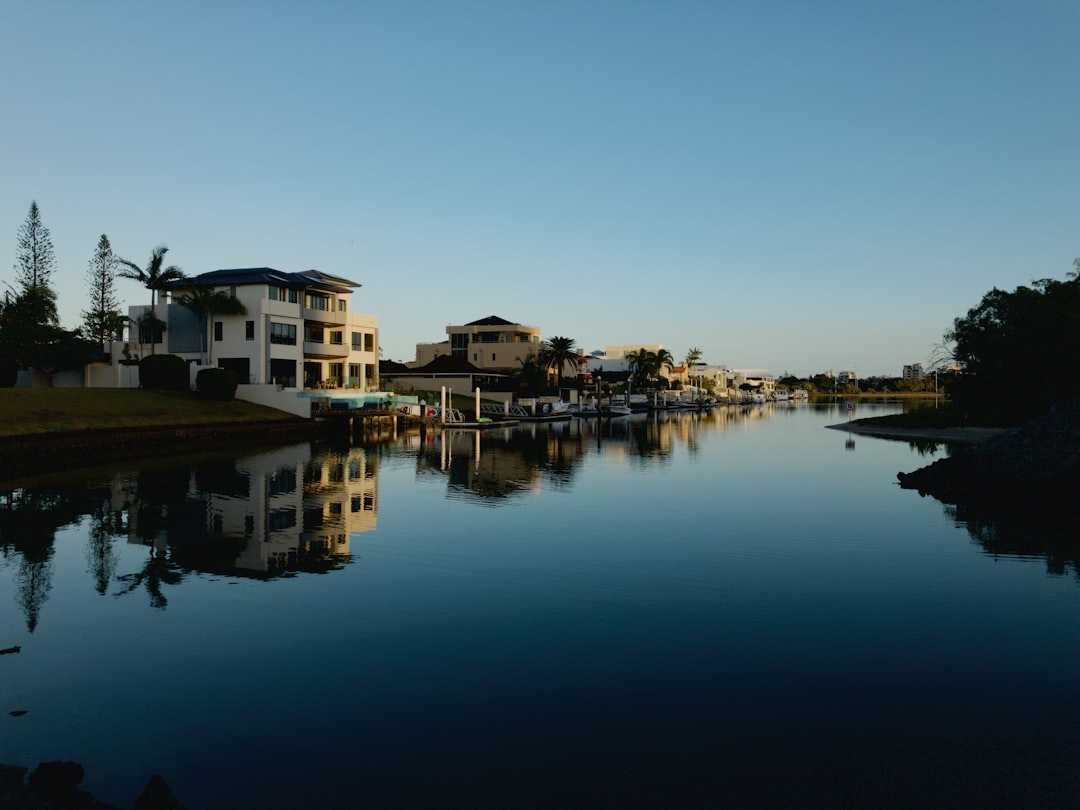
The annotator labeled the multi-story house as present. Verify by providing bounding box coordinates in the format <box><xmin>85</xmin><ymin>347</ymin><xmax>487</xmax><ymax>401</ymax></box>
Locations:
<box><xmin>120</xmin><ymin>267</ymin><xmax>379</xmax><ymax>392</ymax></box>
<box><xmin>413</xmin><ymin>315</ymin><xmax>542</xmax><ymax>372</ymax></box>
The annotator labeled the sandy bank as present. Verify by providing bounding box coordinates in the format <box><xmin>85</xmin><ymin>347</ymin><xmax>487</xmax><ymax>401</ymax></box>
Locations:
<box><xmin>825</xmin><ymin>423</ymin><xmax>1015</xmax><ymax>444</ymax></box>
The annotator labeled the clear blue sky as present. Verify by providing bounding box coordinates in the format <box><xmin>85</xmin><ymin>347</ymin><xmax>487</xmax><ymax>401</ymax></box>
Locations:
<box><xmin>3</xmin><ymin>0</ymin><xmax>1077</xmax><ymax>376</ymax></box>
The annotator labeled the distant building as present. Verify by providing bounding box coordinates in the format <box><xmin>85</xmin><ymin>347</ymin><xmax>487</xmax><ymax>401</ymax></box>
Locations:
<box><xmin>837</xmin><ymin>370</ymin><xmax>857</xmax><ymax>385</ymax></box>
<box><xmin>903</xmin><ymin>363</ymin><xmax>924</xmax><ymax>380</ymax></box>
<box><xmin>413</xmin><ymin>315</ymin><xmax>541</xmax><ymax>373</ymax></box>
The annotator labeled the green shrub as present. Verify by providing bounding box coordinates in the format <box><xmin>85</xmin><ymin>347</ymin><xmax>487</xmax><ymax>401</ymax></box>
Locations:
<box><xmin>140</xmin><ymin>354</ymin><xmax>188</xmax><ymax>390</ymax></box>
<box><xmin>196</xmin><ymin>368</ymin><xmax>237</xmax><ymax>401</ymax></box>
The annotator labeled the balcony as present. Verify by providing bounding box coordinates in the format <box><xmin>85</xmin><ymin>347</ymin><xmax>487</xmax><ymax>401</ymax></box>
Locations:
<box><xmin>303</xmin><ymin>307</ymin><xmax>346</xmax><ymax>327</ymax></box>
<box><xmin>303</xmin><ymin>340</ymin><xmax>349</xmax><ymax>359</ymax></box>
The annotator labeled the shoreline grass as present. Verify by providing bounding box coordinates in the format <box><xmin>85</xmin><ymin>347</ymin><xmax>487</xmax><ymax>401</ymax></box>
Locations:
<box><xmin>0</xmin><ymin>388</ymin><xmax>300</xmax><ymax>438</ymax></box>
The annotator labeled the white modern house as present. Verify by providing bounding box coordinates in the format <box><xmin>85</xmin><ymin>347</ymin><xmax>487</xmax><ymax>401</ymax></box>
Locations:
<box><xmin>88</xmin><ymin>267</ymin><xmax>380</xmax><ymax>415</ymax></box>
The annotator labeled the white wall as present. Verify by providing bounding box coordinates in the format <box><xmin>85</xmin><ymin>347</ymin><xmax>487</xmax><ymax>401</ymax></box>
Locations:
<box><xmin>235</xmin><ymin>384</ymin><xmax>312</xmax><ymax>418</ymax></box>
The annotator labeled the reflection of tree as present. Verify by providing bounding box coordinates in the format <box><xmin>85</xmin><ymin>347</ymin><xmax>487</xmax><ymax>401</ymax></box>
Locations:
<box><xmin>0</xmin><ymin>490</ymin><xmax>80</xmax><ymax>633</ymax></box>
<box><xmin>85</xmin><ymin>499</ymin><xmax>120</xmax><ymax>595</ymax></box>
<box><xmin>115</xmin><ymin>544</ymin><xmax>183</xmax><ymax>609</ymax></box>
<box><xmin>946</xmin><ymin>502</ymin><xmax>1080</xmax><ymax>579</ymax></box>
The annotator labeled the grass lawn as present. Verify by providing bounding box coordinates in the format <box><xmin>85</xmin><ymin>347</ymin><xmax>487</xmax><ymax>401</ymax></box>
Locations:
<box><xmin>0</xmin><ymin>388</ymin><xmax>299</xmax><ymax>438</ymax></box>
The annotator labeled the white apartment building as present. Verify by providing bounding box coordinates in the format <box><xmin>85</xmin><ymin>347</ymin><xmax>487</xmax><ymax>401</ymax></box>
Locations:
<box><xmin>118</xmin><ymin>267</ymin><xmax>379</xmax><ymax>392</ymax></box>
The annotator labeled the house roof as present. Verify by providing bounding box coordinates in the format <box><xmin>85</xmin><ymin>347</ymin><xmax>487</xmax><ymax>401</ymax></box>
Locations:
<box><xmin>466</xmin><ymin>315</ymin><xmax>515</xmax><ymax>326</ymax></box>
<box><xmin>379</xmin><ymin>360</ymin><xmax>412</xmax><ymax>375</ymax></box>
<box><xmin>411</xmin><ymin>355</ymin><xmax>506</xmax><ymax>377</ymax></box>
<box><xmin>167</xmin><ymin>267</ymin><xmax>360</xmax><ymax>293</ymax></box>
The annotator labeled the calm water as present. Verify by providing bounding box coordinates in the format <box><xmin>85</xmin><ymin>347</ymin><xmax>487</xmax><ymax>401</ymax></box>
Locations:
<box><xmin>2</xmin><ymin>402</ymin><xmax>1079</xmax><ymax>808</ymax></box>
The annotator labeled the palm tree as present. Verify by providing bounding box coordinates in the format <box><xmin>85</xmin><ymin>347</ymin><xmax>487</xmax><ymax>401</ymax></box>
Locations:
<box><xmin>117</xmin><ymin>246</ymin><xmax>186</xmax><ymax>355</ymax></box>
<box><xmin>177</xmin><ymin>284</ymin><xmax>247</xmax><ymax>366</ymax></box>
<box><xmin>684</xmin><ymin>347</ymin><xmax>702</xmax><ymax>394</ymax></box>
<box><xmin>627</xmin><ymin>348</ymin><xmax>657</xmax><ymax>394</ymax></box>
<box><xmin>542</xmin><ymin>336</ymin><xmax>579</xmax><ymax>392</ymax></box>
<box><xmin>654</xmin><ymin>349</ymin><xmax>675</xmax><ymax>387</ymax></box>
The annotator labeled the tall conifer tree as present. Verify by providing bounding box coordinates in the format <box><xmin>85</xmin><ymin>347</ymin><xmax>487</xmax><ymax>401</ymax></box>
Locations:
<box><xmin>14</xmin><ymin>201</ymin><xmax>56</xmax><ymax>293</ymax></box>
<box><xmin>82</xmin><ymin>234</ymin><xmax>121</xmax><ymax>345</ymax></box>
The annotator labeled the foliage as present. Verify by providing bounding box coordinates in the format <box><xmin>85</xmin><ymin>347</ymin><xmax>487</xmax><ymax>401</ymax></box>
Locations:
<box><xmin>947</xmin><ymin>276</ymin><xmax>1080</xmax><ymax>421</ymax></box>
<box><xmin>81</xmin><ymin>234</ymin><xmax>121</xmax><ymax>346</ymax></box>
<box><xmin>628</xmin><ymin>348</ymin><xmax>673</xmax><ymax>392</ymax></box>
<box><xmin>117</xmin><ymin>245</ymin><xmax>186</xmax><ymax>355</ymax></box>
<box><xmin>177</xmin><ymin>284</ymin><xmax>247</xmax><ymax>365</ymax></box>
<box><xmin>140</xmin><ymin>354</ymin><xmax>188</xmax><ymax>391</ymax></box>
<box><xmin>196</xmin><ymin>367</ymin><xmax>238</xmax><ymax>401</ymax></box>
<box><xmin>0</xmin><ymin>286</ymin><xmax>92</xmax><ymax>385</ymax></box>
<box><xmin>13</xmin><ymin>200</ymin><xmax>56</xmax><ymax>292</ymax></box>
<box><xmin>510</xmin><ymin>352</ymin><xmax>549</xmax><ymax>395</ymax></box>
<box><xmin>540</xmin><ymin>336</ymin><xmax>579</xmax><ymax>390</ymax></box>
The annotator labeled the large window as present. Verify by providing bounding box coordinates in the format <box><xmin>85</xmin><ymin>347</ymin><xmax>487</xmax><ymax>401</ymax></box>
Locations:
<box><xmin>305</xmin><ymin>326</ymin><xmax>324</xmax><ymax>343</ymax></box>
<box><xmin>351</xmin><ymin>332</ymin><xmax>362</xmax><ymax>350</ymax></box>
<box><xmin>364</xmin><ymin>333</ymin><xmax>374</xmax><ymax>352</ymax></box>
<box><xmin>270</xmin><ymin>359</ymin><xmax>297</xmax><ymax>388</ymax></box>
<box><xmin>330</xmin><ymin>331</ymin><xmax>343</xmax><ymax>345</ymax></box>
<box><xmin>270</xmin><ymin>322</ymin><xmax>297</xmax><ymax>345</ymax></box>
<box><xmin>306</xmin><ymin>293</ymin><xmax>330</xmax><ymax>311</ymax></box>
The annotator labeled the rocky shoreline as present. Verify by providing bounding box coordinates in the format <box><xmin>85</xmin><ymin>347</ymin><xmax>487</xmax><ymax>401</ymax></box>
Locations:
<box><xmin>894</xmin><ymin>401</ymin><xmax>1080</xmax><ymax>515</ymax></box>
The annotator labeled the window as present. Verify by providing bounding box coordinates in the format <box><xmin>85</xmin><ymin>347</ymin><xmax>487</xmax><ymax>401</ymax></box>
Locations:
<box><xmin>337</xmin><ymin>299</ymin><xmax>347</xmax><ymax>312</ymax></box>
<box><xmin>229</xmin><ymin>285</ymin><xmax>237</xmax><ymax>298</ymax></box>
<box><xmin>364</xmin><ymin>333</ymin><xmax>374</xmax><ymax>352</ymax></box>
<box><xmin>269</xmin><ymin>359</ymin><xmax>297</xmax><ymax>388</ymax></box>
<box><xmin>491</xmin><ymin>353</ymin><xmax>496</xmax><ymax>362</ymax></box>
<box><xmin>288</xmin><ymin>288</ymin><xmax>298</xmax><ymax>303</ymax></box>
<box><xmin>306</xmin><ymin>293</ymin><xmax>330</xmax><ymax>311</ymax></box>
<box><xmin>270</xmin><ymin>322</ymin><xmax>297</xmax><ymax>345</ymax></box>
<box><xmin>214</xmin><ymin>322</ymin><xmax>223</xmax><ymax>342</ymax></box>
<box><xmin>245</xmin><ymin>321</ymin><xmax>254</xmax><ymax>340</ymax></box>
<box><xmin>473</xmin><ymin>353</ymin><xmax>478</xmax><ymax>362</ymax></box>
<box><xmin>330</xmin><ymin>331</ymin><xmax>343</xmax><ymax>345</ymax></box>
<box><xmin>305</xmin><ymin>326</ymin><xmax>324</xmax><ymax>343</ymax></box>
<box><xmin>351</xmin><ymin>332</ymin><xmax>361</xmax><ymax>350</ymax></box>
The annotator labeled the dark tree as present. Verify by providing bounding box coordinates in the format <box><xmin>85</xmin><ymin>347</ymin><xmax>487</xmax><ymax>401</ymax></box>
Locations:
<box><xmin>13</xmin><ymin>200</ymin><xmax>56</xmax><ymax>292</ymax></box>
<box><xmin>81</xmin><ymin>234</ymin><xmax>121</xmax><ymax>346</ymax></box>
<box><xmin>947</xmin><ymin>275</ymin><xmax>1080</xmax><ymax>421</ymax></box>
<box><xmin>541</xmin><ymin>336</ymin><xmax>579</xmax><ymax>391</ymax></box>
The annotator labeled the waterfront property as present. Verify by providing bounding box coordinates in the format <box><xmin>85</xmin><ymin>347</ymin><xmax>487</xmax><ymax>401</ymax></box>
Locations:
<box><xmin>413</xmin><ymin>314</ymin><xmax>542</xmax><ymax>373</ymax></box>
<box><xmin>75</xmin><ymin>267</ymin><xmax>381</xmax><ymax>415</ymax></box>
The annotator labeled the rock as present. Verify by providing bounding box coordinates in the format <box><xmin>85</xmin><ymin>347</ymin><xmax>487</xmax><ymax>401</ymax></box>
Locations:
<box><xmin>27</xmin><ymin>761</ymin><xmax>85</xmax><ymax>800</ymax></box>
<box><xmin>133</xmin><ymin>774</ymin><xmax>187</xmax><ymax>810</ymax></box>
<box><xmin>898</xmin><ymin>401</ymin><xmax>1080</xmax><ymax>516</ymax></box>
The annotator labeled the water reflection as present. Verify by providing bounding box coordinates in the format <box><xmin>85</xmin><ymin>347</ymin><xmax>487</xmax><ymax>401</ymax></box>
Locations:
<box><xmin>390</xmin><ymin>405</ymin><xmax>770</xmax><ymax>502</ymax></box>
<box><xmin>0</xmin><ymin>443</ymin><xmax>378</xmax><ymax>629</ymax></box>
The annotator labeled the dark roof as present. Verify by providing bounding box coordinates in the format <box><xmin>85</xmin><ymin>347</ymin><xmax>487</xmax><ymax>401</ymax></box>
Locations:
<box><xmin>166</xmin><ymin>267</ymin><xmax>359</xmax><ymax>293</ymax></box>
<box><xmin>379</xmin><ymin>360</ymin><xmax>412</xmax><ymax>375</ymax></box>
<box><xmin>411</xmin><ymin>355</ymin><xmax>506</xmax><ymax>377</ymax></box>
<box><xmin>466</xmin><ymin>315</ymin><xmax>515</xmax><ymax>326</ymax></box>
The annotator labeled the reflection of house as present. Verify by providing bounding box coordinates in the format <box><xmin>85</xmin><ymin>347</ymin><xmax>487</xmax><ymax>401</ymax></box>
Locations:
<box><xmin>112</xmin><ymin>444</ymin><xmax>378</xmax><ymax>577</ymax></box>
<box><xmin>414</xmin><ymin>315</ymin><xmax>541</xmax><ymax>372</ymax></box>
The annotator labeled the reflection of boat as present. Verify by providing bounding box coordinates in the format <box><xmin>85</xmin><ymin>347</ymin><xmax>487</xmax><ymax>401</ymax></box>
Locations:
<box><xmin>750</xmin><ymin>393</ymin><xmax>766</xmax><ymax>404</ymax></box>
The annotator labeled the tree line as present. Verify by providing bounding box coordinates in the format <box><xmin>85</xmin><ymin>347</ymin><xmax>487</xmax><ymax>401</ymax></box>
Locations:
<box><xmin>1</xmin><ymin>201</ymin><xmax>245</xmax><ymax>385</ymax></box>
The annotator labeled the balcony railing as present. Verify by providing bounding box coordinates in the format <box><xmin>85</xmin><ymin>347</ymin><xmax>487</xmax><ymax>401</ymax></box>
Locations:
<box><xmin>303</xmin><ymin>340</ymin><xmax>349</xmax><ymax>358</ymax></box>
<box><xmin>303</xmin><ymin>307</ymin><xmax>346</xmax><ymax>327</ymax></box>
